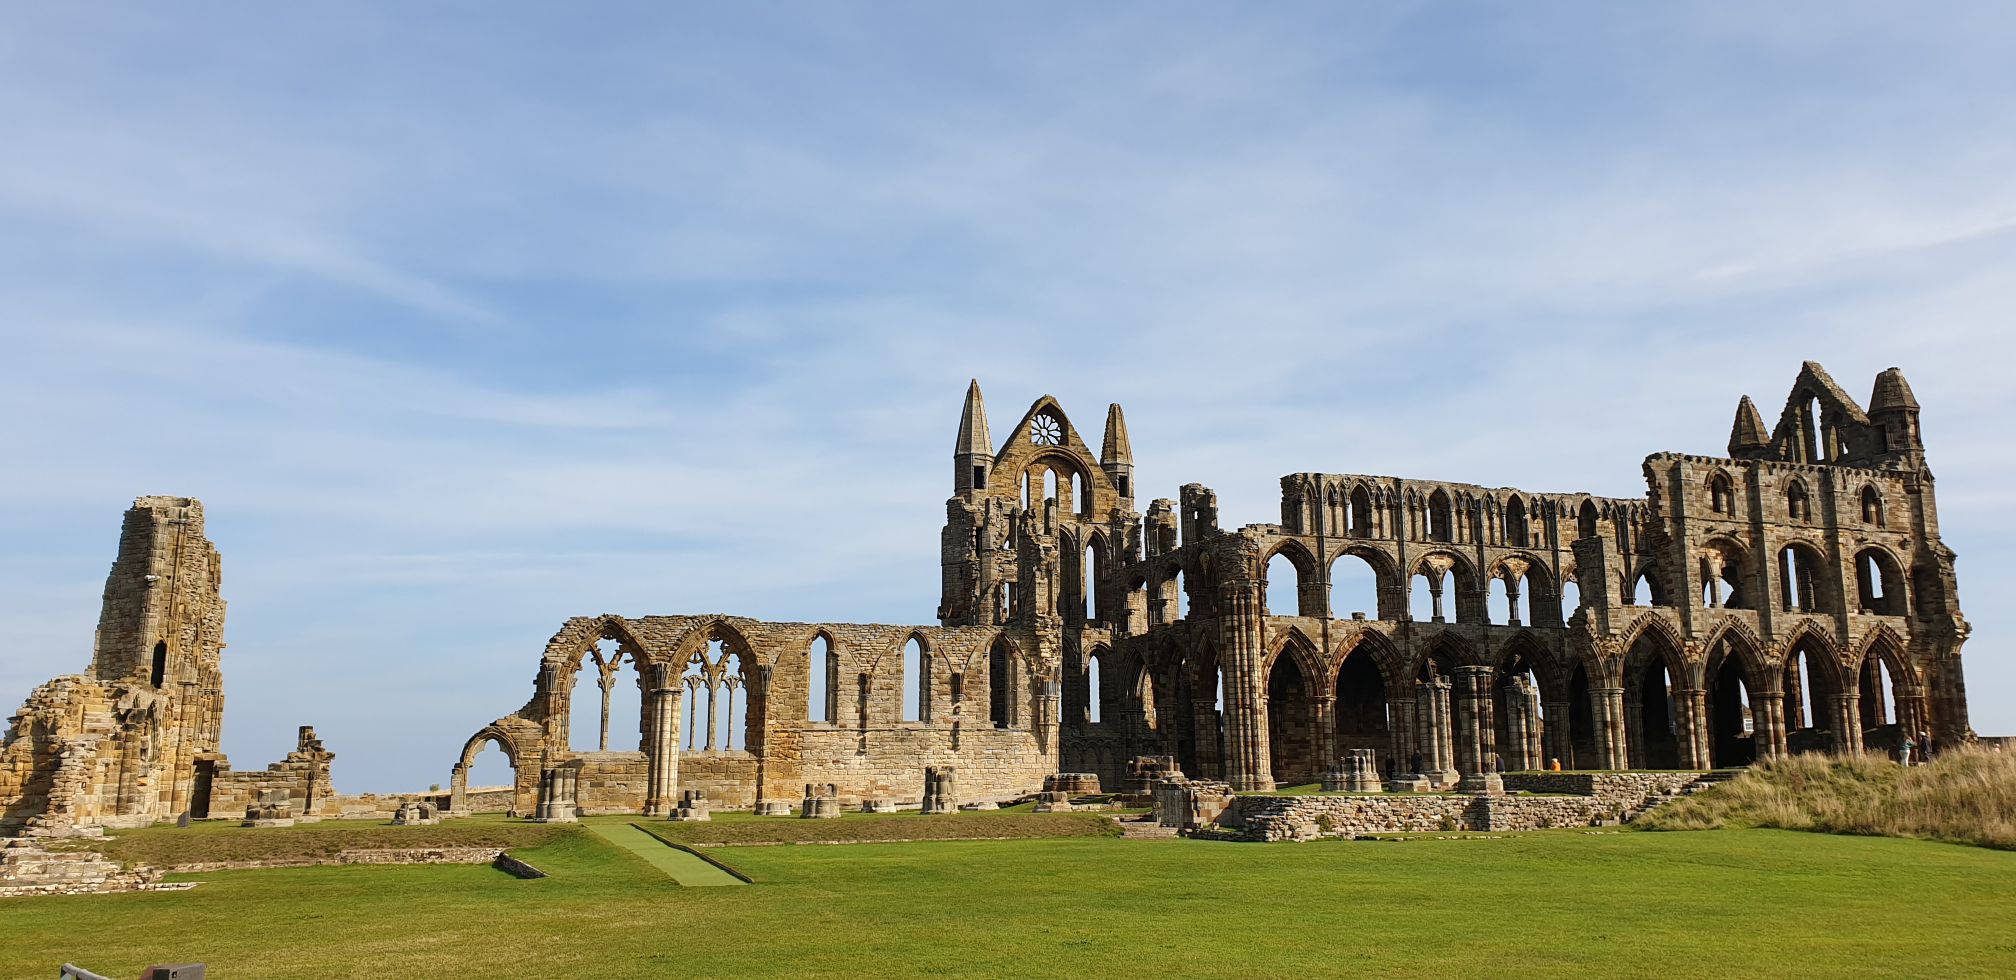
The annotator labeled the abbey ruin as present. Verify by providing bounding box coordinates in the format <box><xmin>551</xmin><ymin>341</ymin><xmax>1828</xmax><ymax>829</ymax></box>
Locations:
<box><xmin>0</xmin><ymin>361</ymin><xmax>1975</xmax><ymax>835</ymax></box>
<box><xmin>449</xmin><ymin>361</ymin><xmax>1971</xmax><ymax>818</ymax></box>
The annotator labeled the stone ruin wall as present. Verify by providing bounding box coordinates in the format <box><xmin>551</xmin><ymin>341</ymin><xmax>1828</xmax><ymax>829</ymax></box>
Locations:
<box><xmin>1219</xmin><ymin>772</ymin><xmax>1706</xmax><ymax>841</ymax></box>
<box><xmin>1056</xmin><ymin>362</ymin><xmax>1970</xmax><ymax>794</ymax></box>
<box><xmin>1</xmin><ymin>497</ymin><xmax>351</xmax><ymax>836</ymax></box>
<box><xmin>1</xmin><ymin>497</ymin><xmax>227</xmax><ymax>834</ymax></box>
<box><xmin>458</xmin><ymin>361</ymin><xmax>1976</xmax><ymax>818</ymax></box>
<box><xmin>457</xmin><ymin>616</ymin><xmax>1060</xmax><ymax>816</ymax></box>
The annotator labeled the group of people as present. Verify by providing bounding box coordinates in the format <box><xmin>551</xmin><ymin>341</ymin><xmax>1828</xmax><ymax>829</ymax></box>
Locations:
<box><xmin>1896</xmin><ymin>730</ymin><xmax>1937</xmax><ymax>766</ymax></box>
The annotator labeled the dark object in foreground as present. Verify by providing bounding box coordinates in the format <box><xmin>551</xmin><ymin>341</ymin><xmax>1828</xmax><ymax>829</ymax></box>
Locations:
<box><xmin>60</xmin><ymin>965</ymin><xmax>205</xmax><ymax>980</ymax></box>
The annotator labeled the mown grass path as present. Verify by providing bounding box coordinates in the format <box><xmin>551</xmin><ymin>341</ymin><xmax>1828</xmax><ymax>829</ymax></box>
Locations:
<box><xmin>583</xmin><ymin>822</ymin><xmax>741</xmax><ymax>886</ymax></box>
<box><xmin>4</xmin><ymin>827</ymin><xmax>2013</xmax><ymax>978</ymax></box>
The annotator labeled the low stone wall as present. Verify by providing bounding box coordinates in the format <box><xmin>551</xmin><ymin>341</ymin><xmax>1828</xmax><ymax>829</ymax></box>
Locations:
<box><xmin>1222</xmin><ymin>793</ymin><xmax>1635</xmax><ymax>842</ymax></box>
<box><xmin>1501</xmin><ymin>772</ymin><xmax>1702</xmax><ymax>804</ymax></box>
<box><xmin>463</xmin><ymin>788</ymin><xmax>516</xmax><ymax>813</ymax></box>
<box><xmin>166</xmin><ymin>847</ymin><xmax>508</xmax><ymax>873</ymax></box>
<box><xmin>0</xmin><ymin>840</ymin><xmax>185</xmax><ymax>898</ymax></box>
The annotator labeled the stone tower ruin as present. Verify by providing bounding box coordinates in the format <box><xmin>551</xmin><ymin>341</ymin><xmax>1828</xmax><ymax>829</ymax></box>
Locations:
<box><xmin>3</xmin><ymin>497</ymin><xmax>340</xmax><ymax>835</ymax></box>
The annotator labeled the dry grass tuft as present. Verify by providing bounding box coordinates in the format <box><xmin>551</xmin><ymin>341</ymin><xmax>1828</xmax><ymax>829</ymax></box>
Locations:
<box><xmin>1636</xmin><ymin>744</ymin><xmax>2016</xmax><ymax>849</ymax></box>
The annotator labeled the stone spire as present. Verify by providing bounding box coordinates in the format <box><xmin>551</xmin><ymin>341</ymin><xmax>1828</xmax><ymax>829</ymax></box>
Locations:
<box><xmin>954</xmin><ymin>380</ymin><xmax>994</xmax><ymax>494</ymax></box>
<box><xmin>955</xmin><ymin>379</ymin><xmax>991</xmax><ymax>457</ymax></box>
<box><xmin>1869</xmin><ymin>367</ymin><xmax>1920</xmax><ymax>413</ymax></box>
<box><xmin>1728</xmin><ymin>396</ymin><xmax>1769</xmax><ymax>458</ymax></box>
<box><xmin>1100</xmin><ymin>403</ymin><xmax>1132</xmax><ymax>467</ymax></box>
<box><xmin>1100</xmin><ymin>403</ymin><xmax>1135</xmax><ymax>503</ymax></box>
<box><xmin>1867</xmin><ymin>366</ymin><xmax>1923</xmax><ymax>457</ymax></box>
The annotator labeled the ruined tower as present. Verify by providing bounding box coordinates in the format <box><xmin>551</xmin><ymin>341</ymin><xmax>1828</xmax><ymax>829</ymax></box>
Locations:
<box><xmin>1</xmin><ymin>497</ymin><xmax>228</xmax><ymax>832</ymax></box>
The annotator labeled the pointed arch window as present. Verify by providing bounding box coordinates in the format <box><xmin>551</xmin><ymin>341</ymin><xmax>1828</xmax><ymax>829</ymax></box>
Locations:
<box><xmin>809</xmin><ymin>635</ymin><xmax>835</xmax><ymax>723</ymax></box>
<box><xmin>680</xmin><ymin>636</ymin><xmax>751</xmax><ymax>752</ymax></box>
<box><xmin>901</xmin><ymin>636</ymin><xmax>931</xmax><ymax>723</ymax></box>
<box><xmin>1427</xmin><ymin>490</ymin><xmax>1454</xmax><ymax>542</ymax></box>
<box><xmin>1860</xmin><ymin>486</ymin><xmax>1885</xmax><ymax>526</ymax></box>
<box><xmin>1709</xmin><ymin>473</ymin><xmax>1736</xmax><ymax>515</ymax></box>
<box><xmin>1786</xmin><ymin>481</ymin><xmax>1811</xmax><ymax>522</ymax></box>
<box><xmin>1505</xmin><ymin>496</ymin><xmax>1529</xmax><ymax>548</ymax></box>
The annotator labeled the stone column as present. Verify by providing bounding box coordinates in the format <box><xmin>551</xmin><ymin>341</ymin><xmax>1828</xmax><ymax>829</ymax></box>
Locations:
<box><xmin>1310</xmin><ymin>696</ymin><xmax>1337</xmax><ymax>772</ymax></box>
<box><xmin>1593</xmin><ymin>686</ymin><xmax>1628</xmax><ymax>770</ymax></box>
<box><xmin>1220</xmin><ymin>589</ymin><xmax>1273</xmax><ymax>792</ymax></box>
<box><xmin>1033</xmin><ymin>677</ymin><xmax>1061</xmax><ymax>758</ymax></box>
<box><xmin>1834</xmin><ymin>693</ymin><xmax>1864</xmax><ymax>756</ymax></box>
<box><xmin>1386</xmin><ymin>697</ymin><xmax>1418</xmax><ymax>775</ymax></box>
<box><xmin>597</xmin><ymin>669</ymin><xmax>614</xmax><ymax>752</ymax></box>
<box><xmin>1623</xmin><ymin>702</ymin><xmax>1647</xmax><ymax>770</ymax></box>
<box><xmin>1190</xmin><ymin>699</ymin><xmax>1222</xmax><ymax>780</ymax></box>
<box><xmin>1453</xmin><ymin>666</ymin><xmax>1502</xmax><ymax>793</ymax></box>
<box><xmin>1502</xmin><ymin>677</ymin><xmax>1542</xmax><ymax>772</ymax></box>
<box><xmin>1414</xmin><ymin>678</ymin><xmax>1456</xmax><ymax>785</ymax></box>
<box><xmin>1542</xmin><ymin>700</ymin><xmax>1572</xmax><ymax>770</ymax></box>
<box><xmin>643</xmin><ymin>664</ymin><xmax>683</xmax><ymax>817</ymax></box>
<box><xmin>1676</xmin><ymin>688</ymin><xmax>1710</xmax><ymax>770</ymax></box>
<box><xmin>1751</xmin><ymin>691</ymin><xmax>1786</xmax><ymax>761</ymax></box>
<box><xmin>535</xmin><ymin>763</ymin><xmax>579</xmax><ymax>823</ymax></box>
<box><xmin>703</xmin><ymin>679</ymin><xmax>721</xmax><ymax>751</ymax></box>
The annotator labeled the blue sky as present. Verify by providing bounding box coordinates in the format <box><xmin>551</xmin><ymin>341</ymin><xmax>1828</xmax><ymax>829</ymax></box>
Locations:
<box><xmin>3</xmin><ymin>3</ymin><xmax>2013</xmax><ymax>791</ymax></box>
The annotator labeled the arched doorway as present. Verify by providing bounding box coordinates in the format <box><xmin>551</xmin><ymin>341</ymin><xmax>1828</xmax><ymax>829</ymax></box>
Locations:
<box><xmin>1623</xmin><ymin>631</ymin><xmax>1683</xmax><ymax>770</ymax></box>
<box><xmin>1334</xmin><ymin>643</ymin><xmax>1391</xmax><ymax>767</ymax></box>
<box><xmin>1266</xmin><ymin>650</ymin><xmax>1317</xmax><ymax>786</ymax></box>
<box><xmin>1706</xmin><ymin>641</ymin><xmax>1758</xmax><ymax>767</ymax></box>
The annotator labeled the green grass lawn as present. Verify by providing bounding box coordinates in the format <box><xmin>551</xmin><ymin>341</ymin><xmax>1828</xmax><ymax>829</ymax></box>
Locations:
<box><xmin>584</xmin><ymin>822</ymin><xmax>743</xmax><ymax>886</ymax></box>
<box><xmin>5</xmin><ymin>826</ymin><xmax>2014</xmax><ymax>978</ymax></box>
<box><xmin>638</xmin><ymin>807</ymin><xmax>1121</xmax><ymax>845</ymax></box>
<box><xmin>75</xmin><ymin>812</ymin><xmax>568</xmax><ymax>868</ymax></box>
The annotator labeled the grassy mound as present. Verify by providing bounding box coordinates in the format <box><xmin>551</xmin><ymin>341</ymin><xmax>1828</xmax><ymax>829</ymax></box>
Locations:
<box><xmin>1637</xmin><ymin>744</ymin><xmax>2016</xmax><ymax>848</ymax></box>
<box><xmin>83</xmin><ymin>815</ymin><xmax>574</xmax><ymax>868</ymax></box>
<box><xmin>643</xmin><ymin>809</ymin><xmax>1122</xmax><ymax>846</ymax></box>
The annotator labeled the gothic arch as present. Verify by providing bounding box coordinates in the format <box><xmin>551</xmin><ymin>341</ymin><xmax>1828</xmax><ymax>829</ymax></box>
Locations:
<box><xmin>1261</xmin><ymin>538</ymin><xmax>1321</xmax><ymax>617</ymax></box>
<box><xmin>456</xmin><ymin>725</ymin><xmax>521</xmax><ymax>774</ymax></box>
<box><xmin>1704</xmin><ymin>622</ymin><xmax>1770</xmax><ymax>685</ymax></box>
<box><xmin>1778</xmin><ymin>619</ymin><xmax>1843</xmax><ymax>671</ymax></box>
<box><xmin>1263</xmin><ymin>625</ymin><xmax>1327</xmax><ymax>686</ymax></box>
<box><xmin>1692</xmin><ymin>617</ymin><xmax>1761</xmax><ymax>675</ymax></box>
<box><xmin>672</xmin><ymin>618</ymin><xmax>759</xmax><ymax>667</ymax></box>
<box><xmin>1491</xmin><ymin>631</ymin><xmax>1566</xmax><ymax>693</ymax></box>
<box><xmin>1617</xmin><ymin>612</ymin><xmax>1686</xmax><ymax>668</ymax></box>
<box><xmin>1328</xmin><ymin>629</ymin><xmax>1407</xmax><ymax>692</ymax></box>
<box><xmin>1263</xmin><ymin>629</ymin><xmax>1322</xmax><ymax>785</ymax></box>
<box><xmin>1855</xmin><ymin>625</ymin><xmax>1918</xmax><ymax>693</ymax></box>
<box><xmin>561</xmin><ymin>615</ymin><xmax>654</xmax><ymax>670</ymax></box>
<box><xmin>1329</xmin><ymin>543</ymin><xmax>1400</xmax><ymax>585</ymax></box>
<box><xmin>1416</xmin><ymin>633</ymin><xmax>1479</xmax><ymax>677</ymax></box>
